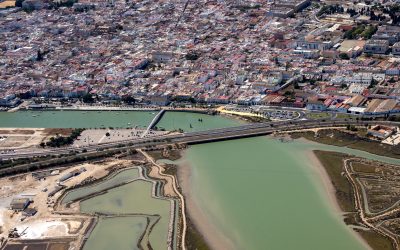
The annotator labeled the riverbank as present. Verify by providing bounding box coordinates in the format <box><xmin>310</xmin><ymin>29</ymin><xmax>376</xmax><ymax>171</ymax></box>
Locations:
<box><xmin>176</xmin><ymin>136</ymin><xmax>400</xmax><ymax>250</ymax></box>
<box><xmin>177</xmin><ymin>146</ymin><xmax>375</xmax><ymax>250</ymax></box>
<box><xmin>148</xmin><ymin>147</ymin><xmax>234</xmax><ymax>250</ymax></box>
<box><xmin>307</xmin><ymin>150</ymin><xmax>373</xmax><ymax>250</ymax></box>
<box><xmin>177</xmin><ymin>158</ymin><xmax>235</xmax><ymax>250</ymax></box>
<box><xmin>313</xmin><ymin>150</ymin><xmax>395</xmax><ymax>250</ymax></box>
<box><xmin>290</xmin><ymin>129</ymin><xmax>400</xmax><ymax>159</ymax></box>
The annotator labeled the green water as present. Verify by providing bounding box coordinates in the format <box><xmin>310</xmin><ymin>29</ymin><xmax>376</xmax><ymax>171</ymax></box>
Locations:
<box><xmin>80</xmin><ymin>180</ymin><xmax>171</xmax><ymax>250</ymax></box>
<box><xmin>63</xmin><ymin>168</ymin><xmax>172</xmax><ymax>250</ymax></box>
<box><xmin>183</xmin><ymin>137</ymin><xmax>400</xmax><ymax>250</ymax></box>
<box><xmin>156</xmin><ymin>111</ymin><xmax>243</xmax><ymax>132</ymax></box>
<box><xmin>62</xmin><ymin>168</ymin><xmax>139</xmax><ymax>204</ymax></box>
<box><xmin>0</xmin><ymin>111</ymin><xmax>155</xmax><ymax>128</ymax></box>
<box><xmin>84</xmin><ymin>216</ymin><xmax>148</xmax><ymax>250</ymax></box>
<box><xmin>0</xmin><ymin>111</ymin><xmax>242</xmax><ymax>131</ymax></box>
<box><xmin>4</xmin><ymin>110</ymin><xmax>396</xmax><ymax>249</ymax></box>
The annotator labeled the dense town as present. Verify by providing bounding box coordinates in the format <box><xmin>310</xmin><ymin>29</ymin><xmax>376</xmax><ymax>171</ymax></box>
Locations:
<box><xmin>3</xmin><ymin>1</ymin><xmax>400</xmax><ymax>250</ymax></box>
<box><xmin>1</xmin><ymin>0</ymin><xmax>400</xmax><ymax>116</ymax></box>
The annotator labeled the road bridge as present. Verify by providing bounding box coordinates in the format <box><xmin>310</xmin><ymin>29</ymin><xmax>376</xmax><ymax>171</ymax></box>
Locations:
<box><xmin>1</xmin><ymin>119</ymin><xmax>399</xmax><ymax>161</ymax></box>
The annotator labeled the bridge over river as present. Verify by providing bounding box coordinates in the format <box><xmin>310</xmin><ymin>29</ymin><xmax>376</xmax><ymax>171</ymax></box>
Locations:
<box><xmin>1</xmin><ymin>119</ymin><xmax>399</xmax><ymax>161</ymax></box>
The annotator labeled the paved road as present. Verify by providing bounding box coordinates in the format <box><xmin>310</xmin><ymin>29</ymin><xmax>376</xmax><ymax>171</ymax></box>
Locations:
<box><xmin>1</xmin><ymin>119</ymin><xmax>399</xmax><ymax>161</ymax></box>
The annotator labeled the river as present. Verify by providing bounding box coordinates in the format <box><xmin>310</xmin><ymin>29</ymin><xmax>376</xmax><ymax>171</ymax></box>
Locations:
<box><xmin>182</xmin><ymin>137</ymin><xmax>400</xmax><ymax>250</ymax></box>
<box><xmin>0</xmin><ymin>110</ymin><xmax>241</xmax><ymax>130</ymax></box>
<box><xmin>2</xmin><ymin>110</ymin><xmax>397</xmax><ymax>249</ymax></box>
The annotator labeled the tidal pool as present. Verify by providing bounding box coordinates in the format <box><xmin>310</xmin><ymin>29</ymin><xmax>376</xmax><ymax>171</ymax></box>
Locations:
<box><xmin>83</xmin><ymin>216</ymin><xmax>148</xmax><ymax>250</ymax></box>
<box><xmin>62</xmin><ymin>168</ymin><xmax>139</xmax><ymax>204</ymax></box>
<box><xmin>63</xmin><ymin>168</ymin><xmax>173</xmax><ymax>250</ymax></box>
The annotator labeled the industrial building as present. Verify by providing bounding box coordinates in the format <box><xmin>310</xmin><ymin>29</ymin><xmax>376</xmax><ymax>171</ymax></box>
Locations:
<box><xmin>267</xmin><ymin>0</ymin><xmax>310</xmax><ymax>18</ymax></box>
<box><xmin>10</xmin><ymin>198</ymin><xmax>31</xmax><ymax>212</ymax></box>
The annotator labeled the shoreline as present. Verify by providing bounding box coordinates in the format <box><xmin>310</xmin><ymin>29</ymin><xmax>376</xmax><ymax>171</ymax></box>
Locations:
<box><xmin>306</xmin><ymin>150</ymin><xmax>373</xmax><ymax>250</ymax></box>
<box><xmin>177</xmin><ymin>143</ymin><xmax>374</xmax><ymax>250</ymax></box>
<box><xmin>177</xmin><ymin>155</ymin><xmax>236</xmax><ymax>250</ymax></box>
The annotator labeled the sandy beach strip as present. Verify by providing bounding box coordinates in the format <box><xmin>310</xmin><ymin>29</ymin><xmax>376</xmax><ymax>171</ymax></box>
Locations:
<box><xmin>177</xmin><ymin>158</ymin><xmax>236</xmax><ymax>250</ymax></box>
<box><xmin>306</xmin><ymin>150</ymin><xmax>373</xmax><ymax>250</ymax></box>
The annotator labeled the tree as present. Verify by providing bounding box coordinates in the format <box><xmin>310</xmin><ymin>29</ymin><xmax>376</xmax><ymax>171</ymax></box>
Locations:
<box><xmin>339</xmin><ymin>53</ymin><xmax>350</xmax><ymax>60</ymax></box>
<box><xmin>15</xmin><ymin>0</ymin><xmax>24</xmax><ymax>7</ymax></box>
<box><xmin>37</xmin><ymin>49</ymin><xmax>43</xmax><ymax>61</ymax></box>
<box><xmin>185</xmin><ymin>52</ymin><xmax>200</xmax><ymax>61</ymax></box>
<box><xmin>388</xmin><ymin>77</ymin><xmax>396</xmax><ymax>83</ymax></box>
<box><xmin>122</xmin><ymin>95</ymin><xmax>135</xmax><ymax>105</ymax></box>
<box><xmin>82</xmin><ymin>93</ymin><xmax>94</xmax><ymax>103</ymax></box>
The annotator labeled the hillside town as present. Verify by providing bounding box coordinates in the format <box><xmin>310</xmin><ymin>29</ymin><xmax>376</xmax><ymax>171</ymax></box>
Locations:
<box><xmin>1</xmin><ymin>0</ymin><xmax>400</xmax><ymax>117</ymax></box>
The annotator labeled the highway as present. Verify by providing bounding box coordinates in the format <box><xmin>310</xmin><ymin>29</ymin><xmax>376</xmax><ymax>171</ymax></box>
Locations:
<box><xmin>1</xmin><ymin>119</ymin><xmax>399</xmax><ymax>161</ymax></box>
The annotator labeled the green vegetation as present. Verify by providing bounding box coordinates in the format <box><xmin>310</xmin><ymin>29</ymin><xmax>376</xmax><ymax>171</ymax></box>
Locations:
<box><xmin>356</xmin><ymin>229</ymin><xmax>394</xmax><ymax>250</ymax></box>
<box><xmin>306</xmin><ymin>112</ymin><xmax>331</xmax><ymax>120</ymax></box>
<box><xmin>45</xmin><ymin>128</ymin><xmax>84</xmax><ymax>147</ymax></box>
<box><xmin>15</xmin><ymin>0</ymin><xmax>24</xmax><ymax>7</ymax></box>
<box><xmin>82</xmin><ymin>93</ymin><xmax>95</xmax><ymax>103</ymax></box>
<box><xmin>317</xmin><ymin>4</ymin><xmax>344</xmax><ymax>17</ymax></box>
<box><xmin>162</xmin><ymin>164</ymin><xmax>177</xmax><ymax>177</ymax></box>
<box><xmin>291</xmin><ymin>129</ymin><xmax>400</xmax><ymax>159</ymax></box>
<box><xmin>336</xmin><ymin>113</ymin><xmax>354</xmax><ymax>119</ymax></box>
<box><xmin>351</xmin><ymin>162</ymin><xmax>377</xmax><ymax>174</ymax></box>
<box><xmin>344</xmin><ymin>25</ymin><xmax>377</xmax><ymax>39</ymax></box>
<box><xmin>360</xmin><ymin>25</ymin><xmax>378</xmax><ymax>39</ymax></box>
<box><xmin>121</xmin><ymin>95</ymin><xmax>136</xmax><ymax>105</ymax></box>
<box><xmin>147</xmin><ymin>149</ymin><xmax>182</xmax><ymax>161</ymax></box>
<box><xmin>313</xmin><ymin>150</ymin><xmax>355</xmax><ymax>212</ymax></box>
<box><xmin>186</xmin><ymin>216</ymin><xmax>210</xmax><ymax>250</ymax></box>
<box><xmin>314</xmin><ymin>151</ymin><xmax>397</xmax><ymax>250</ymax></box>
<box><xmin>185</xmin><ymin>52</ymin><xmax>200</xmax><ymax>61</ymax></box>
<box><xmin>388</xmin><ymin>116</ymin><xmax>400</xmax><ymax>122</ymax></box>
<box><xmin>49</xmin><ymin>0</ymin><xmax>77</xmax><ymax>8</ymax></box>
<box><xmin>339</xmin><ymin>53</ymin><xmax>350</xmax><ymax>60</ymax></box>
<box><xmin>346</xmin><ymin>124</ymin><xmax>358</xmax><ymax>131</ymax></box>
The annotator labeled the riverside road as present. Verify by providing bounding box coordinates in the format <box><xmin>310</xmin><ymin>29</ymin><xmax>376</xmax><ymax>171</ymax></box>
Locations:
<box><xmin>1</xmin><ymin>119</ymin><xmax>399</xmax><ymax>161</ymax></box>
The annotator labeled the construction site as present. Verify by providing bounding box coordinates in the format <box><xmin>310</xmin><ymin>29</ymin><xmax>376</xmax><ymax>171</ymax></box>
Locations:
<box><xmin>0</xmin><ymin>145</ymin><xmax>184</xmax><ymax>250</ymax></box>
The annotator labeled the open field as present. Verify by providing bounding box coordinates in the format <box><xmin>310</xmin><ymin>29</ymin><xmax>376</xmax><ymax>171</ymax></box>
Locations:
<box><xmin>0</xmin><ymin>0</ymin><xmax>15</xmax><ymax>8</ymax></box>
<box><xmin>0</xmin><ymin>128</ymin><xmax>72</xmax><ymax>150</ymax></box>
<box><xmin>306</xmin><ymin>112</ymin><xmax>331</xmax><ymax>120</ymax></box>
<box><xmin>73</xmin><ymin>128</ymin><xmax>168</xmax><ymax>147</ymax></box>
